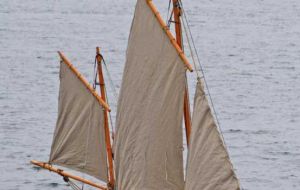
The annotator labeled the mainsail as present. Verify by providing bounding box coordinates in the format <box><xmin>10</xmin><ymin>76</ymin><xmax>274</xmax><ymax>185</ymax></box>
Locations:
<box><xmin>49</xmin><ymin>59</ymin><xmax>108</xmax><ymax>182</ymax></box>
<box><xmin>113</xmin><ymin>0</ymin><xmax>188</xmax><ymax>189</ymax></box>
<box><xmin>184</xmin><ymin>81</ymin><xmax>240</xmax><ymax>190</ymax></box>
<box><xmin>30</xmin><ymin>1</ymin><xmax>242</xmax><ymax>189</ymax></box>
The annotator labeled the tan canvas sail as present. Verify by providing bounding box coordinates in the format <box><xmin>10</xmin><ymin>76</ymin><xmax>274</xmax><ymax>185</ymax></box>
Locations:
<box><xmin>185</xmin><ymin>81</ymin><xmax>240</xmax><ymax>190</ymax></box>
<box><xmin>113</xmin><ymin>0</ymin><xmax>187</xmax><ymax>189</ymax></box>
<box><xmin>49</xmin><ymin>60</ymin><xmax>108</xmax><ymax>182</ymax></box>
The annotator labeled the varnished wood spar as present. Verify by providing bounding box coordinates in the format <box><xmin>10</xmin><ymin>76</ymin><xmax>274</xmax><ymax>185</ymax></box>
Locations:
<box><xmin>183</xmin><ymin>90</ymin><xmax>192</xmax><ymax>145</ymax></box>
<box><xmin>31</xmin><ymin>160</ymin><xmax>107</xmax><ymax>190</ymax></box>
<box><xmin>146</xmin><ymin>0</ymin><xmax>193</xmax><ymax>72</ymax></box>
<box><xmin>95</xmin><ymin>47</ymin><xmax>115</xmax><ymax>189</ymax></box>
<box><xmin>172</xmin><ymin>0</ymin><xmax>183</xmax><ymax>48</ymax></box>
<box><xmin>172</xmin><ymin>0</ymin><xmax>192</xmax><ymax>145</ymax></box>
<box><xmin>58</xmin><ymin>51</ymin><xmax>111</xmax><ymax>112</ymax></box>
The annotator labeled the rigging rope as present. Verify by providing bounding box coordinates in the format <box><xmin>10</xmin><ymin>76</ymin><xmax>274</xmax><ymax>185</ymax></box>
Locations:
<box><xmin>93</xmin><ymin>56</ymin><xmax>98</xmax><ymax>90</ymax></box>
<box><xmin>102</xmin><ymin>57</ymin><xmax>119</xmax><ymax>102</ymax></box>
<box><xmin>93</xmin><ymin>54</ymin><xmax>117</xmax><ymax>137</ymax></box>
<box><xmin>101</xmin><ymin>57</ymin><xmax>117</xmax><ymax>136</ymax></box>
<box><xmin>63</xmin><ymin>176</ymin><xmax>83</xmax><ymax>190</ymax></box>
<box><xmin>166</xmin><ymin>0</ymin><xmax>176</xmax><ymax>30</ymax></box>
<box><xmin>181</xmin><ymin>14</ymin><xmax>200</xmax><ymax>79</ymax></box>
<box><xmin>178</xmin><ymin>0</ymin><xmax>228</xmax><ymax>148</ymax></box>
<box><xmin>105</xmin><ymin>80</ymin><xmax>116</xmax><ymax>138</ymax></box>
<box><xmin>166</xmin><ymin>0</ymin><xmax>172</xmax><ymax>25</ymax></box>
<box><xmin>179</xmin><ymin>2</ymin><xmax>243</xmax><ymax>188</ymax></box>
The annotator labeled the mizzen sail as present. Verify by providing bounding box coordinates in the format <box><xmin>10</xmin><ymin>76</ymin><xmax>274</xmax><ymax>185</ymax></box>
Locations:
<box><xmin>113</xmin><ymin>0</ymin><xmax>187</xmax><ymax>189</ymax></box>
<box><xmin>185</xmin><ymin>81</ymin><xmax>240</xmax><ymax>190</ymax></box>
<box><xmin>49</xmin><ymin>59</ymin><xmax>108</xmax><ymax>182</ymax></box>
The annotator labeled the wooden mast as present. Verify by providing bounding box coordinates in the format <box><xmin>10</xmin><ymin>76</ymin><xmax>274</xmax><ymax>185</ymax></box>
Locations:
<box><xmin>172</xmin><ymin>0</ymin><xmax>192</xmax><ymax>146</ymax></box>
<box><xmin>95</xmin><ymin>47</ymin><xmax>115</xmax><ymax>189</ymax></box>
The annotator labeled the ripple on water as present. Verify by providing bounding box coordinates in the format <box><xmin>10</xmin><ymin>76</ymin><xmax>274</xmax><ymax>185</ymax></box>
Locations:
<box><xmin>1</xmin><ymin>0</ymin><xmax>300</xmax><ymax>190</ymax></box>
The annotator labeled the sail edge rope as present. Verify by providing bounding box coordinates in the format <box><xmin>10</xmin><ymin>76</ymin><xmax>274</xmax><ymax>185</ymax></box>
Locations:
<box><xmin>179</xmin><ymin>1</ymin><xmax>243</xmax><ymax>188</ymax></box>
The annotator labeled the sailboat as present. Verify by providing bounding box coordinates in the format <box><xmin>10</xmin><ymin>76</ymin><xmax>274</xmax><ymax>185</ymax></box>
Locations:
<box><xmin>31</xmin><ymin>0</ymin><xmax>240</xmax><ymax>190</ymax></box>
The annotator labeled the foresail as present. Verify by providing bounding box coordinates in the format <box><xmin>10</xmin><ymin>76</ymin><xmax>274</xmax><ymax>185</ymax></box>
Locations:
<box><xmin>113</xmin><ymin>0</ymin><xmax>187</xmax><ymax>189</ymax></box>
<box><xmin>49</xmin><ymin>60</ymin><xmax>108</xmax><ymax>182</ymax></box>
<box><xmin>184</xmin><ymin>81</ymin><xmax>240</xmax><ymax>190</ymax></box>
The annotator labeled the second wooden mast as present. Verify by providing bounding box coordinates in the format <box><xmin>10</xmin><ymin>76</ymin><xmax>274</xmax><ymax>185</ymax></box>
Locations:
<box><xmin>95</xmin><ymin>47</ymin><xmax>115</xmax><ymax>189</ymax></box>
<box><xmin>172</xmin><ymin>0</ymin><xmax>192</xmax><ymax>146</ymax></box>
<box><xmin>94</xmin><ymin>1</ymin><xmax>191</xmax><ymax>187</ymax></box>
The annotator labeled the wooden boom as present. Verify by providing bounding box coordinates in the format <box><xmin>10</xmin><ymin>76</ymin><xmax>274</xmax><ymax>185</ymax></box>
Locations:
<box><xmin>146</xmin><ymin>0</ymin><xmax>193</xmax><ymax>72</ymax></box>
<box><xmin>58</xmin><ymin>51</ymin><xmax>111</xmax><ymax>112</ymax></box>
<box><xmin>31</xmin><ymin>160</ymin><xmax>107</xmax><ymax>190</ymax></box>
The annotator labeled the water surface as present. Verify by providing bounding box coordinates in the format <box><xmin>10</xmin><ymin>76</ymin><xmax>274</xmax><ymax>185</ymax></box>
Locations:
<box><xmin>1</xmin><ymin>0</ymin><xmax>300</xmax><ymax>189</ymax></box>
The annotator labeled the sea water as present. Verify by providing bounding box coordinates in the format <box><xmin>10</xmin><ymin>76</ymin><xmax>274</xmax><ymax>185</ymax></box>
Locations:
<box><xmin>1</xmin><ymin>0</ymin><xmax>299</xmax><ymax>189</ymax></box>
